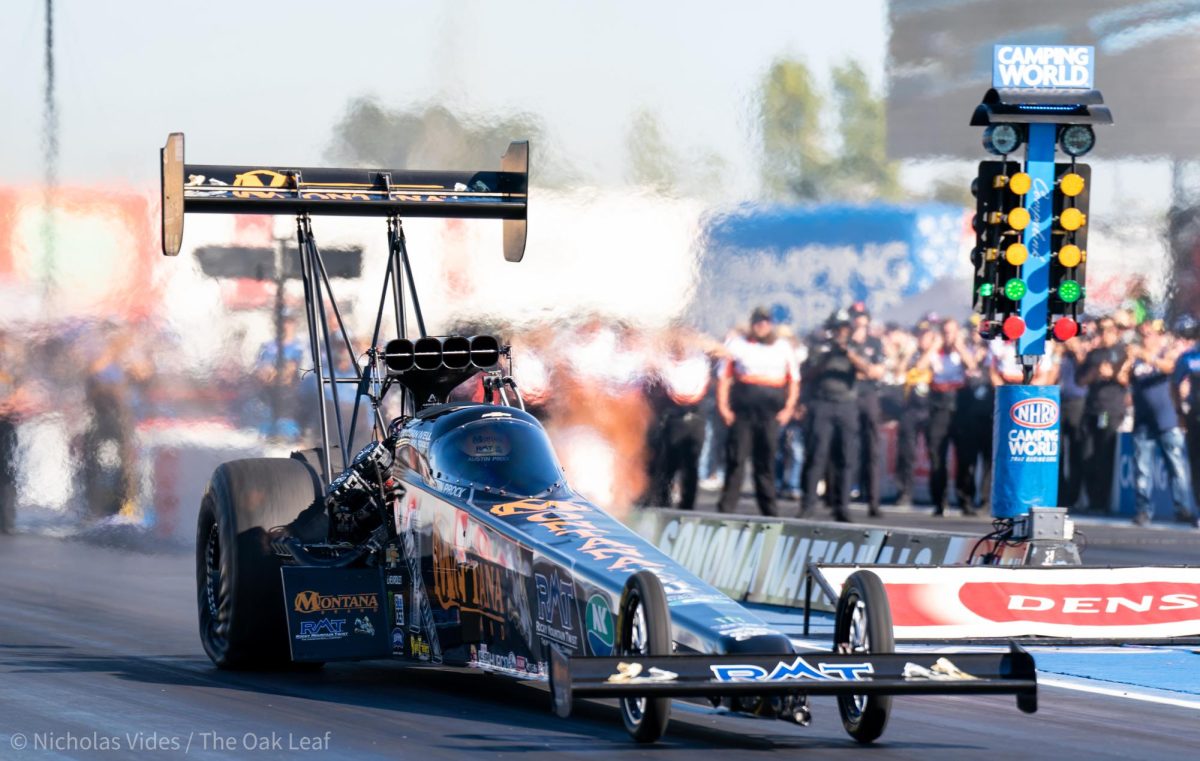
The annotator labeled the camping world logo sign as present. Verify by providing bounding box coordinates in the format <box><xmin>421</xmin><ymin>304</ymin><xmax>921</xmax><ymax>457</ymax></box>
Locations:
<box><xmin>993</xmin><ymin>45</ymin><xmax>1094</xmax><ymax>90</ymax></box>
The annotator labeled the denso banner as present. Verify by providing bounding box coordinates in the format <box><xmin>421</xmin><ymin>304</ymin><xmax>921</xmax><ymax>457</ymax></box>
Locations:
<box><xmin>993</xmin><ymin>44</ymin><xmax>1094</xmax><ymax>89</ymax></box>
<box><xmin>816</xmin><ymin>566</ymin><xmax>1200</xmax><ymax>640</ymax></box>
<box><xmin>992</xmin><ymin>385</ymin><xmax>1060</xmax><ymax>519</ymax></box>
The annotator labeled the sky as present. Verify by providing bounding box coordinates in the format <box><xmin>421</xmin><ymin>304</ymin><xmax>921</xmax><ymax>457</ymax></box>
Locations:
<box><xmin>0</xmin><ymin>0</ymin><xmax>889</xmax><ymax>196</ymax></box>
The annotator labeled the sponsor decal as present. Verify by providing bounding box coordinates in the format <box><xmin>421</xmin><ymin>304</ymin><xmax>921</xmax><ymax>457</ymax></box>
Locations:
<box><xmin>391</xmin><ymin>627</ymin><xmax>405</xmax><ymax>655</ymax></box>
<box><xmin>490</xmin><ymin>499</ymin><xmax>668</xmax><ymax>575</ymax></box>
<box><xmin>232</xmin><ymin>169</ymin><xmax>290</xmax><ymax>199</ymax></box>
<box><xmin>993</xmin><ymin>44</ymin><xmax>1094</xmax><ymax>90</ymax></box>
<box><xmin>394</xmin><ymin>491</ymin><xmax>443</xmax><ymax>664</ymax></box>
<box><xmin>1003</xmin><ymin>396</ymin><xmax>1060</xmax><ymax>464</ymax></box>
<box><xmin>432</xmin><ymin>526</ymin><xmax>507</xmax><ymax>624</ymax></box>
<box><xmin>491</xmin><ymin>501</ymin><xmax>725</xmax><ymax>609</ymax></box>
<box><xmin>1010</xmin><ymin>398</ymin><xmax>1058</xmax><ymax>429</ymax></box>
<box><xmin>294</xmin><ymin>590</ymin><xmax>380</xmax><ymax>614</ymax></box>
<box><xmin>902</xmin><ymin>658</ymin><xmax>977</xmax><ymax>681</ymax></box>
<box><xmin>714</xmin><ymin>624</ymin><xmax>777</xmax><ymax>642</ymax></box>
<box><xmin>473</xmin><ymin>644</ymin><xmax>544</xmax><ymax>678</ymax></box>
<box><xmin>410</xmin><ymin>635</ymin><xmax>431</xmax><ymax>662</ymax></box>
<box><xmin>295</xmin><ymin>618</ymin><xmax>347</xmax><ymax>642</ymax></box>
<box><xmin>386</xmin><ymin>574</ymin><xmax>405</xmax><ymax>587</ymax></box>
<box><xmin>491</xmin><ymin>502</ymin><xmax>725</xmax><ymax>610</ymax></box>
<box><xmin>354</xmin><ymin>617</ymin><xmax>375</xmax><ymax>637</ymax></box>
<box><xmin>710</xmin><ymin>656</ymin><xmax>874</xmax><ymax>683</ymax></box>
<box><xmin>393</xmin><ymin>593</ymin><xmax>406</xmax><ymax>629</ymax></box>
<box><xmin>606</xmin><ymin>662</ymin><xmax>678</xmax><ymax>684</ymax></box>
<box><xmin>401</xmin><ymin>429</ymin><xmax>432</xmax><ymax>442</ymax></box>
<box><xmin>1006</xmin><ymin>427</ymin><xmax>1059</xmax><ymax>460</ymax></box>
<box><xmin>585</xmin><ymin>594</ymin><xmax>615</xmax><ymax>656</ymax></box>
<box><xmin>385</xmin><ymin>546</ymin><xmax>401</xmax><ymax>566</ymax></box>
<box><xmin>439</xmin><ymin>482</ymin><xmax>467</xmax><ymax>499</ymax></box>
<box><xmin>535</xmin><ymin>567</ymin><xmax>580</xmax><ymax>649</ymax></box>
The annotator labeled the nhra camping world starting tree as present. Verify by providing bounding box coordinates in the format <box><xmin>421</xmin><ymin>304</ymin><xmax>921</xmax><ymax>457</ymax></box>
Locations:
<box><xmin>968</xmin><ymin>44</ymin><xmax>1111</xmax><ymax>546</ymax></box>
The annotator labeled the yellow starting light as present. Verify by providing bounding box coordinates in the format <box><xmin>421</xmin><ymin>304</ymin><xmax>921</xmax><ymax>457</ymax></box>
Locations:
<box><xmin>1008</xmin><ymin>206</ymin><xmax>1031</xmax><ymax>231</ymax></box>
<box><xmin>1059</xmin><ymin>172</ymin><xmax>1085</xmax><ymax>197</ymax></box>
<box><xmin>1005</xmin><ymin>242</ymin><xmax>1028</xmax><ymax>265</ymax></box>
<box><xmin>1058</xmin><ymin>244</ymin><xmax>1083</xmax><ymax>268</ymax></box>
<box><xmin>1009</xmin><ymin>172</ymin><xmax>1032</xmax><ymax>195</ymax></box>
<box><xmin>1060</xmin><ymin>207</ymin><xmax>1086</xmax><ymax>231</ymax></box>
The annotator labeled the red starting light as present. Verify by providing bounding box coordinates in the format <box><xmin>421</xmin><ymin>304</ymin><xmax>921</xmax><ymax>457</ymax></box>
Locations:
<box><xmin>1002</xmin><ymin>315</ymin><xmax>1026</xmax><ymax>340</ymax></box>
<box><xmin>1053</xmin><ymin>317</ymin><xmax>1079</xmax><ymax>341</ymax></box>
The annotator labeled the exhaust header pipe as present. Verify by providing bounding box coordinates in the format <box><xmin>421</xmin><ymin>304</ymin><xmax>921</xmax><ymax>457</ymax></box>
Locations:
<box><xmin>469</xmin><ymin>335</ymin><xmax>501</xmax><ymax>369</ymax></box>
<box><xmin>383</xmin><ymin>335</ymin><xmax>503</xmax><ymax>375</ymax></box>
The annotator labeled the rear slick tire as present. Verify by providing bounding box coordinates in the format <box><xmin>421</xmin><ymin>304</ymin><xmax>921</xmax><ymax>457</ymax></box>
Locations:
<box><xmin>196</xmin><ymin>458</ymin><xmax>324</xmax><ymax>670</ymax></box>
<box><xmin>834</xmin><ymin>570</ymin><xmax>894</xmax><ymax>744</ymax></box>
<box><xmin>616</xmin><ymin>570</ymin><xmax>672</xmax><ymax>743</ymax></box>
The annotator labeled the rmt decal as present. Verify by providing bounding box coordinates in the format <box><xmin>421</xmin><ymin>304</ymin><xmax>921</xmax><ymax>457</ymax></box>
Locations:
<box><xmin>1010</xmin><ymin>398</ymin><xmax>1058</xmax><ymax>429</ymax></box>
<box><xmin>536</xmin><ymin>570</ymin><xmax>576</xmax><ymax>628</ymax></box>
<box><xmin>710</xmin><ymin>656</ymin><xmax>874</xmax><ymax>682</ymax></box>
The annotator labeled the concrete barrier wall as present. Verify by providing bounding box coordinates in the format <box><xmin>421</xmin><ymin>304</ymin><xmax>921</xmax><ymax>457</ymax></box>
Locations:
<box><xmin>627</xmin><ymin>509</ymin><xmax>1027</xmax><ymax>611</ymax></box>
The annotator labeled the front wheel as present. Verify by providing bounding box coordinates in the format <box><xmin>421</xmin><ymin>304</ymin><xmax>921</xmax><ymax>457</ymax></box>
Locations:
<box><xmin>834</xmin><ymin>570</ymin><xmax>894</xmax><ymax>744</ymax></box>
<box><xmin>616</xmin><ymin>571</ymin><xmax>672</xmax><ymax>743</ymax></box>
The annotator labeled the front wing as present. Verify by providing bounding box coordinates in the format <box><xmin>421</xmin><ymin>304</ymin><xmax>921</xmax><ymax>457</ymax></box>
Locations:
<box><xmin>549</xmin><ymin>644</ymin><xmax>1037</xmax><ymax>716</ymax></box>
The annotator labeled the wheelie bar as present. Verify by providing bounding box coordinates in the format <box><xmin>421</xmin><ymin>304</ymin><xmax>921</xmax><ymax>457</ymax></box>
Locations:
<box><xmin>549</xmin><ymin>643</ymin><xmax>1037</xmax><ymax>717</ymax></box>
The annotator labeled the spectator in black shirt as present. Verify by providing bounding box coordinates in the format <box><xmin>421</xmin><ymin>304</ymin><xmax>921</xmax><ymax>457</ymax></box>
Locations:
<box><xmin>847</xmin><ymin>303</ymin><xmax>886</xmax><ymax>517</ymax></box>
<box><xmin>800</xmin><ymin>309</ymin><xmax>872</xmax><ymax>522</ymax></box>
<box><xmin>1077</xmin><ymin>317</ymin><xmax>1128</xmax><ymax>513</ymax></box>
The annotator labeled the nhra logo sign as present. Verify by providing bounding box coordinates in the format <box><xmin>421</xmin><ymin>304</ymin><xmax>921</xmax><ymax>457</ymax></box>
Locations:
<box><xmin>993</xmin><ymin>45</ymin><xmax>1094</xmax><ymax>89</ymax></box>
<box><xmin>1010</xmin><ymin>398</ymin><xmax>1058</xmax><ymax>429</ymax></box>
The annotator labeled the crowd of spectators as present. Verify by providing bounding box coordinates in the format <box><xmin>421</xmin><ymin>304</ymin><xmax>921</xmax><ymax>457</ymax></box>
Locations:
<box><xmin>3</xmin><ymin>299</ymin><xmax>1200</xmax><ymax>532</ymax></box>
<box><xmin>630</xmin><ymin>305</ymin><xmax>1200</xmax><ymax>529</ymax></box>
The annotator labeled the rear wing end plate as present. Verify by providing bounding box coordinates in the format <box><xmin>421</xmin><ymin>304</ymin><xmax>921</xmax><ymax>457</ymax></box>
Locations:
<box><xmin>159</xmin><ymin>132</ymin><xmax>529</xmax><ymax>261</ymax></box>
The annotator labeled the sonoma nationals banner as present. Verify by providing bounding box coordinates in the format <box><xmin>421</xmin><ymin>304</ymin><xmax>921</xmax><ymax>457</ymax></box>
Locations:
<box><xmin>817</xmin><ymin>565</ymin><xmax>1200</xmax><ymax>641</ymax></box>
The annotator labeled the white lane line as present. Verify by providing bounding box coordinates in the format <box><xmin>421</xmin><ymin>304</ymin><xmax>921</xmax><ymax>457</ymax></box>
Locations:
<box><xmin>1038</xmin><ymin>677</ymin><xmax>1200</xmax><ymax>711</ymax></box>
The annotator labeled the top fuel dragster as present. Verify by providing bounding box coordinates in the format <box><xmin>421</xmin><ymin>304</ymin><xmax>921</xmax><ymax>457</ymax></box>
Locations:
<box><xmin>161</xmin><ymin>133</ymin><xmax>1037</xmax><ymax>744</ymax></box>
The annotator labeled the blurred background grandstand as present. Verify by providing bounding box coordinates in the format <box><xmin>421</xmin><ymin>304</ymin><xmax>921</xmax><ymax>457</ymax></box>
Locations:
<box><xmin>2</xmin><ymin>0</ymin><xmax>1198</xmax><ymax>533</ymax></box>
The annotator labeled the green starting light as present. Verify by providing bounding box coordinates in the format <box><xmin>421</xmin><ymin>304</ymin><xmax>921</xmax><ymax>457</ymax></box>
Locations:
<box><xmin>1059</xmin><ymin>280</ymin><xmax>1082</xmax><ymax>303</ymax></box>
<box><xmin>979</xmin><ymin>283</ymin><xmax>995</xmax><ymax>298</ymax></box>
<box><xmin>1004</xmin><ymin>278</ymin><xmax>1027</xmax><ymax>301</ymax></box>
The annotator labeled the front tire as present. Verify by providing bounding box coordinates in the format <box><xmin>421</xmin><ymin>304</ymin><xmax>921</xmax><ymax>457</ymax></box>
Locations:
<box><xmin>616</xmin><ymin>571</ymin><xmax>672</xmax><ymax>743</ymax></box>
<box><xmin>834</xmin><ymin>570</ymin><xmax>894</xmax><ymax>744</ymax></box>
<box><xmin>197</xmin><ymin>458</ymin><xmax>325</xmax><ymax>669</ymax></box>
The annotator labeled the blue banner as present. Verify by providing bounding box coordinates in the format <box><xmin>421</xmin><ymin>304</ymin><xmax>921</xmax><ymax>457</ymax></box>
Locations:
<box><xmin>697</xmin><ymin>203</ymin><xmax>966</xmax><ymax>332</ymax></box>
<box><xmin>991</xmin><ymin>385</ymin><xmax>1060</xmax><ymax>518</ymax></box>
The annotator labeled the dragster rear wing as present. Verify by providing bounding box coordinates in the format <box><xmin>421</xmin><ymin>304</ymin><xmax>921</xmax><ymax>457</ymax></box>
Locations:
<box><xmin>159</xmin><ymin>132</ymin><xmax>529</xmax><ymax>261</ymax></box>
<box><xmin>549</xmin><ymin>644</ymin><xmax>1038</xmax><ymax>717</ymax></box>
